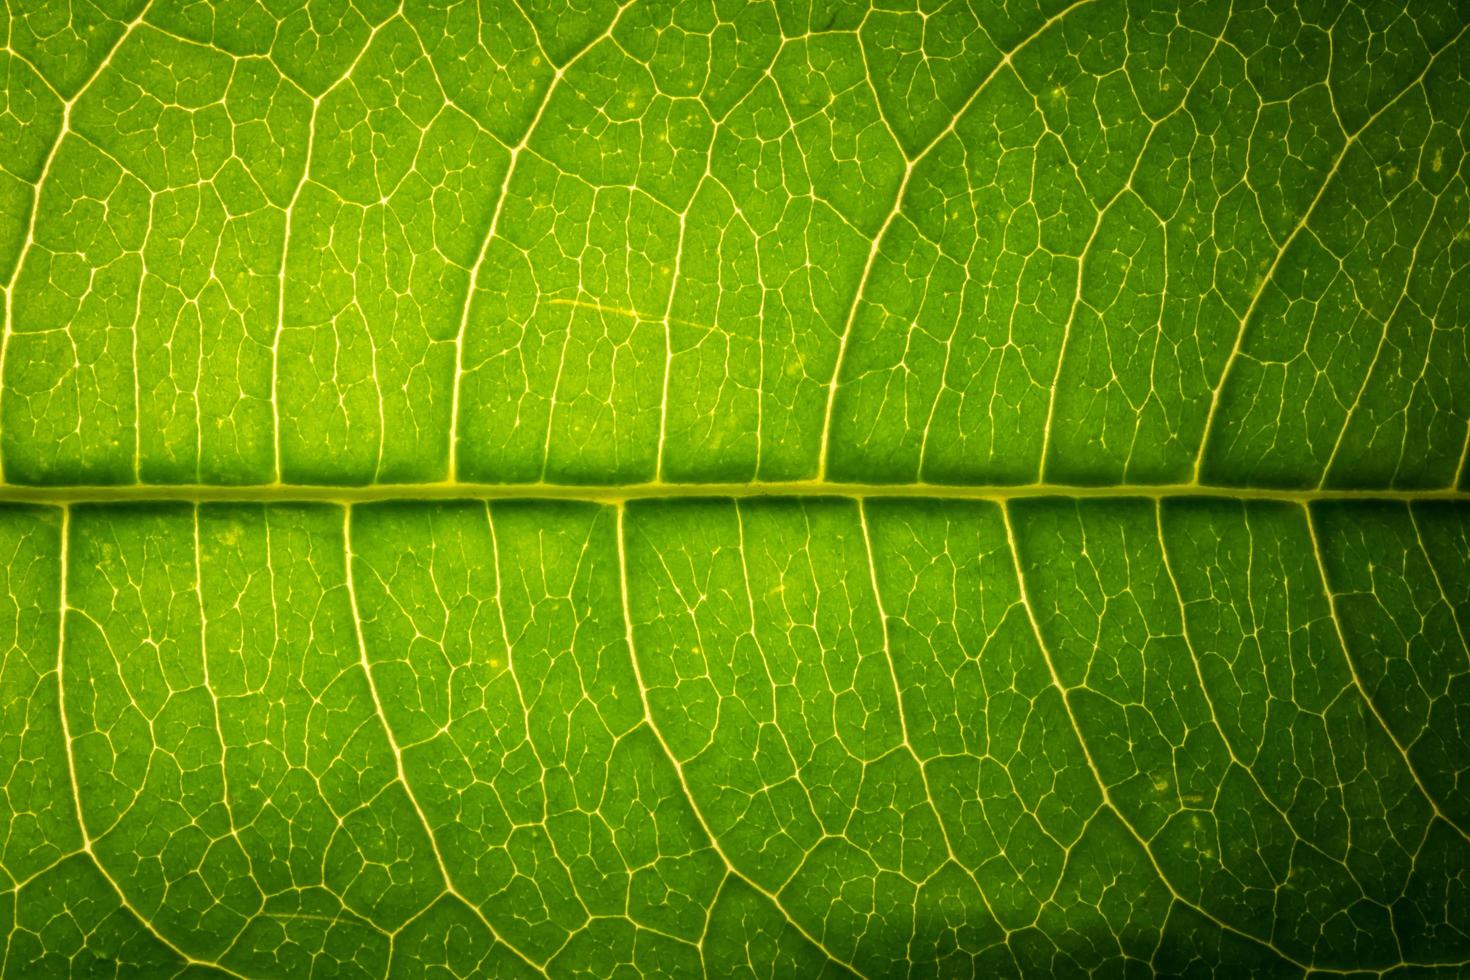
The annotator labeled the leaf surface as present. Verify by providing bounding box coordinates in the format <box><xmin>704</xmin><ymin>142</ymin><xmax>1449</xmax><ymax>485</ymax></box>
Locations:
<box><xmin>0</xmin><ymin>0</ymin><xmax>1467</xmax><ymax>975</ymax></box>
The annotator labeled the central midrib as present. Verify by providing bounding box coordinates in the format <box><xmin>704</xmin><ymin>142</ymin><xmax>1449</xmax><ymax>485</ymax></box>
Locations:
<box><xmin>0</xmin><ymin>481</ymin><xmax>1462</xmax><ymax>506</ymax></box>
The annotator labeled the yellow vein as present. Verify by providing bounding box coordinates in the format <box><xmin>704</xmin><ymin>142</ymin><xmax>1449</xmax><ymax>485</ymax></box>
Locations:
<box><xmin>0</xmin><ymin>480</ymin><xmax>1463</xmax><ymax>506</ymax></box>
<box><xmin>1194</xmin><ymin>20</ymin><xmax>1470</xmax><ymax>483</ymax></box>
<box><xmin>999</xmin><ymin>500</ymin><xmax>1314</xmax><ymax>974</ymax></box>
<box><xmin>55</xmin><ymin>505</ymin><xmax>248</xmax><ymax>979</ymax></box>
<box><xmin>816</xmin><ymin>0</ymin><xmax>1097</xmax><ymax>480</ymax></box>
<box><xmin>445</xmin><ymin>0</ymin><xmax>636</xmax><ymax>482</ymax></box>
<box><xmin>340</xmin><ymin>504</ymin><xmax>547</xmax><ymax>974</ymax></box>
<box><xmin>855</xmin><ymin>497</ymin><xmax>1007</xmax><ymax>929</ymax></box>
<box><xmin>1303</xmin><ymin>502</ymin><xmax>1470</xmax><ymax>845</ymax></box>
<box><xmin>613</xmin><ymin>502</ymin><xmax>867</xmax><ymax>978</ymax></box>
<box><xmin>0</xmin><ymin>0</ymin><xmax>156</xmax><ymax>487</ymax></box>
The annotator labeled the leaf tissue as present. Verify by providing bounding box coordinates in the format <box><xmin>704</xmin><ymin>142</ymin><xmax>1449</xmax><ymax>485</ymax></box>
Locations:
<box><xmin>0</xmin><ymin>0</ymin><xmax>1467</xmax><ymax>976</ymax></box>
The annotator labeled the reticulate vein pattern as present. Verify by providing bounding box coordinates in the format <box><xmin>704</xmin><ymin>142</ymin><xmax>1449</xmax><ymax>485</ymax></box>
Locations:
<box><xmin>1</xmin><ymin>0</ymin><xmax>1469</xmax><ymax>976</ymax></box>
<box><xmin>0</xmin><ymin>498</ymin><xmax>1462</xmax><ymax>977</ymax></box>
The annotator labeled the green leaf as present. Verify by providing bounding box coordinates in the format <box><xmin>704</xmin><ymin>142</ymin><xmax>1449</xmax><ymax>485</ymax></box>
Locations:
<box><xmin>0</xmin><ymin>0</ymin><xmax>1467</xmax><ymax>976</ymax></box>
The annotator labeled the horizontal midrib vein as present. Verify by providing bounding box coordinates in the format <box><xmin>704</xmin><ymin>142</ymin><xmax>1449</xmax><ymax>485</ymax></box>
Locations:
<box><xmin>0</xmin><ymin>481</ymin><xmax>1462</xmax><ymax>506</ymax></box>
